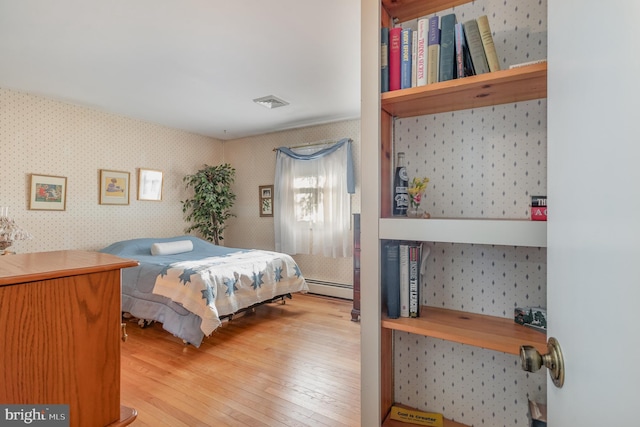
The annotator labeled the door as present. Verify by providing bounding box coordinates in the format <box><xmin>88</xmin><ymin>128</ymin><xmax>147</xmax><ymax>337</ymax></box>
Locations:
<box><xmin>548</xmin><ymin>0</ymin><xmax>640</xmax><ymax>424</ymax></box>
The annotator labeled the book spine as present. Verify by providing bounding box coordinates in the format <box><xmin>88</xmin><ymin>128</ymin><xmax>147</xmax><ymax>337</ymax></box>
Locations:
<box><xmin>411</xmin><ymin>30</ymin><xmax>418</xmax><ymax>87</ymax></box>
<box><xmin>389</xmin><ymin>27</ymin><xmax>402</xmax><ymax>91</ymax></box>
<box><xmin>416</xmin><ymin>18</ymin><xmax>428</xmax><ymax>86</ymax></box>
<box><xmin>408</xmin><ymin>243</ymin><xmax>421</xmax><ymax>318</ymax></box>
<box><xmin>463</xmin><ymin>19</ymin><xmax>489</xmax><ymax>74</ymax></box>
<box><xmin>399</xmin><ymin>244</ymin><xmax>410</xmax><ymax>317</ymax></box>
<box><xmin>401</xmin><ymin>28</ymin><xmax>413</xmax><ymax>89</ymax></box>
<box><xmin>384</xmin><ymin>241</ymin><xmax>400</xmax><ymax>319</ymax></box>
<box><xmin>531</xmin><ymin>195</ymin><xmax>547</xmax><ymax>207</ymax></box>
<box><xmin>477</xmin><ymin>15</ymin><xmax>501</xmax><ymax>72</ymax></box>
<box><xmin>426</xmin><ymin>16</ymin><xmax>440</xmax><ymax>84</ymax></box>
<box><xmin>438</xmin><ymin>13</ymin><xmax>457</xmax><ymax>82</ymax></box>
<box><xmin>454</xmin><ymin>22</ymin><xmax>465</xmax><ymax>78</ymax></box>
<box><xmin>381</xmin><ymin>27</ymin><xmax>389</xmax><ymax>92</ymax></box>
<box><xmin>509</xmin><ymin>59</ymin><xmax>547</xmax><ymax>69</ymax></box>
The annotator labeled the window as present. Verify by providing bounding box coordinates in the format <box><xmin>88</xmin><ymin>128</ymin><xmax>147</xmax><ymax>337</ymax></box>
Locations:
<box><xmin>274</xmin><ymin>138</ymin><xmax>354</xmax><ymax>258</ymax></box>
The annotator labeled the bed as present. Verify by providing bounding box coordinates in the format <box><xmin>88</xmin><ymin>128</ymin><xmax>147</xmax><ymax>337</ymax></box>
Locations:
<box><xmin>100</xmin><ymin>235</ymin><xmax>308</xmax><ymax>347</ymax></box>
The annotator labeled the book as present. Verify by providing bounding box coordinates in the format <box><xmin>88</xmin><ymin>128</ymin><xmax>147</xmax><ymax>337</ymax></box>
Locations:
<box><xmin>408</xmin><ymin>243</ymin><xmax>421</xmax><ymax>318</ymax></box>
<box><xmin>381</xmin><ymin>27</ymin><xmax>389</xmax><ymax>92</ymax></box>
<box><xmin>399</xmin><ymin>243</ymin><xmax>410</xmax><ymax>317</ymax></box>
<box><xmin>389</xmin><ymin>27</ymin><xmax>402</xmax><ymax>91</ymax></box>
<box><xmin>509</xmin><ymin>59</ymin><xmax>547</xmax><ymax>69</ymax></box>
<box><xmin>401</xmin><ymin>28</ymin><xmax>413</xmax><ymax>89</ymax></box>
<box><xmin>454</xmin><ymin>22</ymin><xmax>474</xmax><ymax>78</ymax></box>
<box><xmin>411</xmin><ymin>30</ymin><xmax>418</xmax><ymax>87</ymax></box>
<box><xmin>477</xmin><ymin>15</ymin><xmax>501</xmax><ymax>72</ymax></box>
<box><xmin>416</xmin><ymin>17</ymin><xmax>428</xmax><ymax>86</ymax></box>
<box><xmin>462</xmin><ymin>19</ymin><xmax>489</xmax><ymax>75</ymax></box>
<box><xmin>426</xmin><ymin>16</ymin><xmax>440</xmax><ymax>84</ymax></box>
<box><xmin>383</xmin><ymin>241</ymin><xmax>400</xmax><ymax>319</ymax></box>
<box><xmin>438</xmin><ymin>13</ymin><xmax>457</xmax><ymax>82</ymax></box>
<box><xmin>389</xmin><ymin>404</ymin><xmax>444</xmax><ymax>426</ymax></box>
<box><xmin>531</xmin><ymin>195</ymin><xmax>547</xmax><ymax>207</ymax></box>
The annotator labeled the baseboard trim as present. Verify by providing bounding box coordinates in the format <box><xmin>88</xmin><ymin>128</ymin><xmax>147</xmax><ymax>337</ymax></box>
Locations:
<box><xmin>306</xmin><ymin>282</ymin><xmax>353</xmax><ymax>300</ymax></box>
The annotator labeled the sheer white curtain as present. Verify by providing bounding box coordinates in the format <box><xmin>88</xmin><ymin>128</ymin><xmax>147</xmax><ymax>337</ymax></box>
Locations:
<box><xmin>274</xmin><ymin>138</ymin><xmax>354</xmax><ymax>258</ymax></box>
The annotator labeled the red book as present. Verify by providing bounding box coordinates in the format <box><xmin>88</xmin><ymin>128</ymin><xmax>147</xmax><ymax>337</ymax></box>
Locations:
<box><xmin>389</xmin><ymin>27</ymin><xmax>402</xmax><ymax>91</ymax></box>
<box><xmin>531</xmin><ymin>207</ymin><xmax>547</xmax><ymax>221</ymax></box>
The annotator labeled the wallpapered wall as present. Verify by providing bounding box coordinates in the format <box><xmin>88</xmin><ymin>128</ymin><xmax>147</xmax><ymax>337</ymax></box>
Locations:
<box><xmin>391</xmin><ymin>0</ymin><xmax>548</xmax><ymax>425</ymax></box>
<box><xmin>223</xmin><ymin>119</ymin><xmax>361</xmax><ymax>286</ymax></box>
<box><xmin>0</xmin><ymin>87</ymin><xmax>359</xmax><ymax>288</ymax></box>
<box><xmin>0</xmin><ymin>87</ymin><xmax>223</xmax><ymax>252</ymax></box>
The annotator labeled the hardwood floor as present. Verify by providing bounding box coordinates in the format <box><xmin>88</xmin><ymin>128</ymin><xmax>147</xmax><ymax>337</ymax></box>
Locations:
<box><xmin>120</xmin><ymin>294</ymin><xmax>361</xmax><ymax>427</ymax></box>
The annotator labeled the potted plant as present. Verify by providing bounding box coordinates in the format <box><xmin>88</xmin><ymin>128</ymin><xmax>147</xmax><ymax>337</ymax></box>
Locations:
<box><xmin>182</xmin><ymin>163</ymin><xmax>236</xmax><ymax>245</ymax></box>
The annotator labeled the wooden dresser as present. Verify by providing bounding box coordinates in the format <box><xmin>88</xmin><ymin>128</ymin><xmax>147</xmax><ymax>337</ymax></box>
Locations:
<box><xmin>0</xmin><ymin>250</ymin><xmax>138</xmax><ymax>427</ymax></box>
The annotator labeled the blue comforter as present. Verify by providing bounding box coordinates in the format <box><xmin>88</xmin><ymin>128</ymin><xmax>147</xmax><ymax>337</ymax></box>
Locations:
<box><xmin>100</xmin><ymin>235</ymin><xmax>308</xmax><ymax>346</ymax></box>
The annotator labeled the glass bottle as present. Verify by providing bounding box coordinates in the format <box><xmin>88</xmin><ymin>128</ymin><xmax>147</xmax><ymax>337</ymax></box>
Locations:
<box><xmin>393</xmin><ymin>152</ymin><xmax>408</xmax><ymax>216</ymax></box>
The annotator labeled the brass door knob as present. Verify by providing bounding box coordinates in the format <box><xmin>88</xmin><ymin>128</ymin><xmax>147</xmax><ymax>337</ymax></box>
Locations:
<box><xmin>520</xmin><ymin>337</ymin><xmax>564</xmax><ymax>388</ymax></box>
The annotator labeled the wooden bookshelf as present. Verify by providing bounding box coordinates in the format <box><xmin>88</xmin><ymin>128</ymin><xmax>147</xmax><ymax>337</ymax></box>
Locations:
<box><xmin>381</xmin><ymin>0</ymin><xmax>473</xmax><ymax>23</ymax></box>
<box><xmin>381</xmin><ymin>62</ymin><xmax>547</xmax><ymax>118</ymax></box>
<box><xmin>382</xmin><ymin>306</ymin><xmax>547</xmax><ymax>355</ymax></box>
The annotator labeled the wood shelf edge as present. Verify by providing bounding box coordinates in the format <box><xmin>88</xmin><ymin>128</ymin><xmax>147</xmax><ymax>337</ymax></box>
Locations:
<box><xmin>381</xmin><ymin>62</ymin><xmax>547</xmax><ymax>118</ymax></box>
<box><xmin>382</xmin><ymin>306</ymin><xmax>547</xmax><ymax>355</ymax></box>
<box><xmin>382</xmin><ymin>0</ymin><xmax>474</xmax><ymax>22</ymax></box>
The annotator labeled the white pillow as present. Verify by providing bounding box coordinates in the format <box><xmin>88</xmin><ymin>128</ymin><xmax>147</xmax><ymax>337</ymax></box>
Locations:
<box><xmin>150</xmin><ymin>240</ymin><xmax>194</xmax><ymax>256</ymax></box>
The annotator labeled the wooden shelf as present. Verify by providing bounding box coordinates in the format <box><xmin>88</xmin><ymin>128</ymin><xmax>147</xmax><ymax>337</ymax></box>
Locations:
<box><xmin>381</xmin><ymin>62</ymin><xmax>547</xmax><ymax>118</ymax></box>
<box><xmin>382</xmin><ymin>0</ymin><xmax>473</xmax><ymax>22</ymax></box>
<box><xmin>382</xmin><ymin>306</ymin><xmax>547</xmax><ymax>355</ymax></box>
<box><xmin>379</xmin><ymin>217</ymin><xmax>547</xmax><ymax>247</ymax></box>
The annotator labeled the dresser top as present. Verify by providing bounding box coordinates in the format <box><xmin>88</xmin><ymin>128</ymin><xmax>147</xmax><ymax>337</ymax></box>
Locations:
<box><xmin>0</xmin><ymin>250</ymin><xmax>138</xmax><ymax>286</ymax></box>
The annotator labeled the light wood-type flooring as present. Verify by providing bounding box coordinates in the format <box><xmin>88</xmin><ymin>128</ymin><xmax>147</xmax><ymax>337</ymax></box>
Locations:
<box><xmin>120</xmin><ymin>293</ymin><xmax>361</xmax><ymax>427</ymax></box>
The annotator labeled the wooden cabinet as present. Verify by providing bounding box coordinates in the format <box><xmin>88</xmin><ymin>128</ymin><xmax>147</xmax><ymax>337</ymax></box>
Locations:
<box><xmin>361</xmin><ymin>0</ymin><xmax>549</xmax><ymax>425</ymax></box>
<box><xmin>0</xmin><ymin>250</ymin><xmax>138</xmax><ymax>427</ymax></box>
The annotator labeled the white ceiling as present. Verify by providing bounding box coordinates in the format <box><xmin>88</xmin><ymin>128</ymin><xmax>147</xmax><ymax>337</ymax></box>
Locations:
<box><xmin>0</xmin><ymin>0</ymin><xmax>361</xmax><ymax>140</ymax></box>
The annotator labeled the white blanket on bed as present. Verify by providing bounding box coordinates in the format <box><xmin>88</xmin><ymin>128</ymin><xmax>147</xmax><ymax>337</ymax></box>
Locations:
<box><xmin>151</xmin><ymin>250</ymin><xmax>308</xmax><ymax>336</ymax></box>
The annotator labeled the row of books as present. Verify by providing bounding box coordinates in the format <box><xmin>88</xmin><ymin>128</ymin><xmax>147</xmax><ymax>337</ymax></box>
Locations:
<box><xmin>383</xmin><ymin>241</ymin><xmax>429</xmax><ymax>319</ymax></box>
<box><xmin>381</xmin><ymin>14</ymin><xmax>500</xmax><ymax>93</ymax></box>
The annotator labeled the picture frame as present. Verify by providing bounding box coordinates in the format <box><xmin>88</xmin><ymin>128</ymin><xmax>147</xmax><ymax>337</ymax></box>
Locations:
<box><xmin>29</xmin><ymin>174</ymin><xmax>67</xmax><ymax>211</ymax></box>
<box><xmin>99</xmin><ymin>169</ymin><xmax>130</xmax><ymax>205</ymax></box>
<box><xmin>137</xmin><ymin>168</ymin><xmax>164</xmax><ymax>201</ymax></box>
<box><xmin>259</xmin><ymin>185</ymin><xmax>274</xmax><ymax>217</ymax></box>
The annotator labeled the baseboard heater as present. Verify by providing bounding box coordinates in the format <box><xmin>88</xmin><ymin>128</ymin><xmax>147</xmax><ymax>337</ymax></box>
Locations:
<box><xmin>304</xmin><ymin>279</ymin><xmax>353</xmax><ymax>300</ymax></box>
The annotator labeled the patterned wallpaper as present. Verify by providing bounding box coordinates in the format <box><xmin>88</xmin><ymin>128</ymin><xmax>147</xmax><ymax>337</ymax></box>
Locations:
<box><xmin>391</xmin><ymin>0</ymin><xmax>548</xmax><ymax>425</ymax></box>
<box><xmin>223</xmin><ymin>120</ymin><xmax>361</xmax><ymax>287</ymax></box>
<box><xmin>0</xmin><ymin>86</ymin><xmax>359</xmax><ymax>288</ymax></box>
<box><xmin>0</xmin><ymin>88</ymin><xmax>223</xmax><ymax>252</ymax></box>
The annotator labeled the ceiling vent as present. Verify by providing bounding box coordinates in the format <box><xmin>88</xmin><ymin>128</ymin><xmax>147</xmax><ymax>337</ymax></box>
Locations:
<box><xmin>253</xmin><ymin>95</ymin><xmax>289</xmax><ymax>109</ymax></box>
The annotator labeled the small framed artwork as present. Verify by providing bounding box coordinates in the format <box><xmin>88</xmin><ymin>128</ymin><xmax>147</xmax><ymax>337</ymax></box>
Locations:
<box><xmin>99</xmin><ymin>169</ymin><xmax>130</xmax><ymax>205</ymax></box>
<box><xmin>138</xmin><ymin>168</ymin><xmax>164</xmax><ymax>201</ymax></box>
<box><xmin>259</xmin><ymin>185</ymin><xmax>274</xmax><ymax>217</ymax></box>
<box><xmin>29</xmin><ymin>174</ymin><xmax>67</xmax><ymax>211</ymax></box>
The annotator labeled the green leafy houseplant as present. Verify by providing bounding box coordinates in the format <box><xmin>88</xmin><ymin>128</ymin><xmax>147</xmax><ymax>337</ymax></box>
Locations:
<box><xmin>182</xmin><ymin>163</ymin><xmax>236</xmax><ymax>245</ymax></box>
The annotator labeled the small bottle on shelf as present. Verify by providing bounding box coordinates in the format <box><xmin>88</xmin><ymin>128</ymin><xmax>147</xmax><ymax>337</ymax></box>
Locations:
<box><xmin>393</xmin><ymin>152</ymin><xmax>408</xmax><ymax>216</ymax></box>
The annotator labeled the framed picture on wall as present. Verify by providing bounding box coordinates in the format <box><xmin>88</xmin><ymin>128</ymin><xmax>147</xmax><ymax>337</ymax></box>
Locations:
<box><xmin>99</xmin><ymin>169</ymin><xmax>130</xmax><ymax>205</ymax></box>
<box><xmin>259</xmin><ymin>185</ymin><xmax>273</xmax><ymax>217</ymax></box>
<box><xmin>137</xmin><ymin>168</ymin><xmax>163</xmax><ymax>201</ymax></box>
<box><xmin>29</xmin><ymin>174</ymin><xmax>67</xmax><ymax>211</ymax></box>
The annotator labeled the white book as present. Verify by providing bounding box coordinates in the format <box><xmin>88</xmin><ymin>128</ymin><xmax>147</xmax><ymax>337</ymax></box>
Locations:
<box><xmin>416</xmin><ymin>18</ymin><xmax>428</xmax><ymax>86</ymax></box>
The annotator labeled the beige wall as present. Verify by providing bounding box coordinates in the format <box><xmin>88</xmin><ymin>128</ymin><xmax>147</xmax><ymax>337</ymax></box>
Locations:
<box><xmin>223</xmin><ymin>120</ymin><xmax>361</xmax><ymax>286</ymax></box>
<box><xmin>0</xmin><ymin>88</ymin><xmax>223</xmax><ymax>252</ymax></box>
<box><xmin>0</xmin><ymin>87</ymin><xmax>360</xmax><ymax>287</ymax></box>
